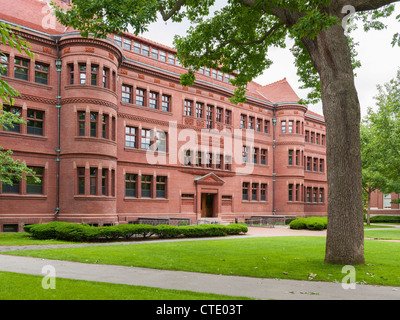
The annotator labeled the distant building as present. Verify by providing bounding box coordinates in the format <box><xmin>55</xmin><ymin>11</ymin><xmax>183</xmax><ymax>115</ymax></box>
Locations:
<box><xmin>0</xmin><ymin>0</ymin><xmax>327</xmax><ymax>232</ymax></box>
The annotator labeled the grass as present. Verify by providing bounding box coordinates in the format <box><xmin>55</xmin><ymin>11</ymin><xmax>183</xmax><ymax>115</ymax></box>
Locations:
<box><xmin>3</xmin><ymin>236</ymin><xmax>400</xmax><ymax>287</ymax></box>
<box><xmin>0</xmin><ymin>232</ymin><xmax>81</xmax><ymax>246</ymax></box>
<box><xmin>0</xmin><ymin>271</ymin><xmax>253</xmax><ymax>300</ymax></box>
<box><xmin>364</xmin><ymin>228</ymin><xmax>400</xmax><ymax>240</ymax></box>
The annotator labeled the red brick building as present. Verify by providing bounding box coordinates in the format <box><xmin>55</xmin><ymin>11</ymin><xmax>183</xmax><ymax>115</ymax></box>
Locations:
<box><xmin>0</xmin><ymin>0</ymin><xmax>327</xmax><ymax>231</ymax></box>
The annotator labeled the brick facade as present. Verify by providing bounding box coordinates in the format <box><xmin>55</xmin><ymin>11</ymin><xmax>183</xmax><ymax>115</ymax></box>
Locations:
<box><xmin>0</xmin><ymin>0</ymin><xmax>327</xmax><ymax>231</ymax></box>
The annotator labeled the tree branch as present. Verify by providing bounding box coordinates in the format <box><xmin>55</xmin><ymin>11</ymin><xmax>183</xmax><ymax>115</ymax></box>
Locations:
<box><xmin>346</xmin><ymin>0</ymin><xmax>400</xmax><ymax>12</ymax></box>
<box><xmin>158</xmin><ymin>0</ymin><xmax>187</xmax><ymax>21</ymax></box>
<box><xmin>230</xmin><ymin>22</ymin><xmax>284</xmax><ymax>46</ymax></box>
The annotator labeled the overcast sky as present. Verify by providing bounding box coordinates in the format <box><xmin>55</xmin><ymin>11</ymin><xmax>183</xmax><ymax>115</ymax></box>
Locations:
<box><xmin>140</xmin><ymin>2</ymin><xmax>400</xmax><ymax>119</ymax></box>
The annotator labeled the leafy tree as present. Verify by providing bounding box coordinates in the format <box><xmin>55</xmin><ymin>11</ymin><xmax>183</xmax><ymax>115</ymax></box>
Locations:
<box><xmin>361</xmin><ymin>69</ymin><xmax>400</xmax><ymax>217</ymax></box>
<box><xmin>51</xmin><ymin>0</ymin><xmax>400</xmax><ymax>265</ymax></box>
<box><xmin>0</xmin><ymin>22</ymin><xmax>39</xmax><ymax>186</ymax></box>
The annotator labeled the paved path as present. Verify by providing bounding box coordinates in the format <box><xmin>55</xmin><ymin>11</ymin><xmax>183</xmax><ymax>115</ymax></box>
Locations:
<box><xmin>0</xmin><ymin>226</ymin><xmax>399</xmax><ymax>300</ymax></box>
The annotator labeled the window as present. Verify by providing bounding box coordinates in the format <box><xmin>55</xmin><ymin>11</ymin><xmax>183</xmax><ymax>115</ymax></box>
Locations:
<box><xmin>206</xmin><ymin>153</ymin><xmax>213</xmax><ymax>168</ymax></box>
<box><xmin>184</xmin><ymin>100</ymin><xmax>193</xmax><ymax>116</ymax></box>
<box><xmin>2</xmin><ymin>106</ymin><xmax>21</xmax><ymax>133</ymax></box>
<box><xmin>288</xmin><ymin>184</ymin><xmax>293</xmax><ymax>201</ymax></box>
<box><xmin>102</xmin><ymin>68</ymin><xmax>109</xmax><ymax>88</ymax></box>
<box><xmin>216</xmin><ymin>154</ymin><xmax>222</xmax><ymax>169</ymax></box>
<box><xmin>156</xmin><ymin>176</ymin><xmax>166</xmax><ymax>198</ymax></box>
<box><xmin>184</xmin><ymin>150</ymin><xmax>193</xmax><ymax>166</ymax></box>
<box><xmin>68</xmin><ymin>64</ymin><xmax>74</xmax><ymax>85</ymax></box>
<box><xmin>141</xmin><ymin>175</ymin><xmax>152</xmax><ymax>197</ymax></box>
<box><xmin>102</xmin><ymin>114</ymin><xmax>109</xmax><ymax>139</ymax></box>
<box><xmin>288</xmin><ymin>120</ymin><xmax>293</xmax><ymax>133</ymax></box>
<box><xmin>205</xmin><ymin>68</ymin><xmax>210</xmax><ymax>76</ymax></box>
<box><xmin>77</xmin><ymin>167</ymin><xmax>85</xmax><ymax>195</ymax></box>
<box><xmin>225</xmin><ymin>110</ymin><xmax>231</xmax><ymax>125</ymax></box>
<box><xmin>159</xmin><ymin>51</ymin><xmax>166</xmax><ymax>62</ymax></box>
<box><xmin>261</xmin><ymin>149</ymin><xmax>267</xmax><ymax>165</ymax></box>
<box><xmin>288</xmin><ymin>150</ymin><xmax>293</xmax><ymax>165</ymax></box>
<box><xmin>311</xmin><ymin>132</ymin><xmax>315</xmax><ymax>143</ymax></box>
<box><xmin>79</xmin><ymin>64</ymin><xmax>86</xmax><ymax>84</ymax></box>
<box><xmin>306</xmin><ymin>187</ymin><xmax>311</xmax><ymax>202</ymax></box>
<box><xmin>319</xmin><ymin>188</ymin><xmax>324</xmax><ymax>203</ymax></box>
<box><xmin>313</xmin><ymin>188</ymin><xmax>318</xmax><ymax>202</ymax></box>
<box><xmin>34</xmin><ymin>63</ymin><xmax>49</xmax><ymax>85</ymax></box>
<box><xmin>114</xmin><ymin>35</ymin><xmax>122</xmax><ymax>47</ymax></box>
<box><xmin>196</xmin><ymin>102</ymin><xmax>203</xmax><ymax>118</ymax></box>
<box><xmin>216</xmin><ymin>107</ymin><xmax>223</xmax><ymax>123</ymax></box>
<box><xmin>212</xmin><ymin>69</ymin><xmax>217</xmax><ymax>79</ymax></box>
<box><xmin>142</xmin><ymin>45</ymin><xmax>149</xmax><ymax>56</ymax></box>
<box><xmin>136</xmin><ymin>88</ymin><xmax>145</xmax><ymax>106</ymax></box>
<box><xmin>261</xmin><ymin>184</ymin><xmax>267</xmax><ymax>201</ymax></box>
<box><xmin>78</xmin><ymin>111</ymin><xmax>85</xmax><ymax>136</ymax></box>
<box><xmin>153</xmin><ymin>130</ymin><xmax>167</xmax><ymax>152</ymax></box>
<box><xmin>296</xmin><ymin>150</ymin><xmax>300</xmax><ymax>165</ymax></box>
<box><xmin>306</xmin><ymin>157</ymin><xmax>311</xmax><ymax>171</ymax></box>
<box><xmin>162</xmin><ymin>95</ymin><xmax>170</xmax><ymax>112</ymax></box>
<box><xmin>240</xmin><ymin>115</ymin><xmax>246</xmax><ymax>129</ymax></box>
<box><xmin>206</xmin><ymin>105</ymin><xmax>214</xmax><ymax>128</ymax></box>
<box><xmin>296</xmin><ymin>121</ymin><xmax>301</xmax><ymax>134</ymax></box>
<box><xmin>1</xmin><ymin>54</ymin><xmax>9</xmax><ymax>76</ymax></box>
<box><xmin>383</xmin><ymin>194</ymin><xmax>392</xmax><ymax>208</ymax></box>
<box><xmin>242</xmin><ymin>182</ymin><xmax>249</xmax><ymax>200</ymax></box>
<box><xmin>122</xmin><ymin>85</ymin><xmax>132</xmax><ymax>103</ymax></box>
<box><xmin>149</xmin><ymin>92</ymin><xmax>158</xmax><ymax>109</ymax></box>
<box><xmin>305</xmin><ymin>130</ymin><xmax>309</xmax><ymax>142</ymax></box>
<box><xmin>90</xmin><ymin>65</ymin><xmax>98</xmax><ymax>86</ymax></box>
<box><xmin>249</xmin><ymin>117</ymin><xmax>254</xmax><ymax>130</ymax></box>
<box><xmin>151</xmin><ymin>48</ymin><xmax>159</xmax><ymax>59</ymax></box>
<box><xmin>281</xmin><ymin>121</ymin><xmax>286</xmax><ymax>133</ymax></box>
<box><xmin>316</xmin><ymin>133</ymin><xmax>320</xmax><ymax>144</ymax></box>
<box><xmin>90</xmin><ymin>112</ymin><xmax>98</xmax><ymax>137</ymax></box>
<box><xmin>264</xmin><ymin>120</ymin><xmax>269</xmax><ymax>133</ymax></box>
<box><xmin>242</xmin><ymin>146</ymin><xmax>249</xmax><ymax>163</ymax></box>
<box><xmin>141</xmin><ymin>129</ymin><xmax>151</xmax><ymax>150</ymax></box>
<box><xmin>1</xmin><ymin>172</ymin><xmax>20</xmax><ymax>194</ymax></box>
<box><xmin>319</xmin><ymin>159</ymin><xmax>324</xmax><ymax>173</ymax></box>
<box><xmin>133</xmin><ymin>42</ymin><xmax>141</xmax><ymax>53</ymax></box>
<box><xmin>101</xmin><ymin>169</ymin><xmax>108</xmax><ymax>196</ymax></box>
<box><xmin>253</xmin><ymin>148</ymin><xmax>258</xmax><ymax>164</ymax></box>
<box><xmin>225</xmin><ymin>155</ymin><xmax>232</xmax><ymax>171</ymax></box>
<box><xmin>90</xmin><ymin>168</ymin><xmax>97</xmax><ymax>195</ymax></box>
<box><xmin>313</xmin><ymin>158</ymin><xmax>317</xmax><ymax>171</ymax></box>
<box><xmin>14</xmin><ymin>58</ymin><xmax>29</xmax><ymax>81</ymax></box>
<box><xmin>296</xmin><ymin>184</ymin><xmax>300</xmax><ymax>201</ymax></box>
<box><xmin>224</xmin><ymin>74</ymin><xmax>230</xmax><ymax>83</ymax></box>
<box><xmin>252</xmin><ymin>183</ymin><xmax>258</xmax><ymax>201</ymax></box>
<box><xmin>321</xmin><ymin>135</ymin><xmax>326</xmax><ymax>145</ymax></box>
<box><xmin>125</xmin><ymin>174</ymin><xmax>137</xmax><ymax>197</ymax></box>
<box><xmin>27</xmin><ymin>109</ymin><xmax>44</xmax><ymax>136</ymax></box>
<box><xmin>123</xmin><ymin>38</ymin><xmax>131</xmax><ymax>50</ymax></box>
<box><xmin>196</xmin><ymin>151</ymin><xmax>203</xmax><ymax>167</ymax></box>
<box><xmin>256</xmin><ymin>119</ymin><xmax>262</xmax><ymax>132</ymax></box>
<box><xmin>168</xmin><ymin>54</ymin><xmax>175</xmax><ymax>64</ymax></box>
<box><xmin>125</xmin><ymin>126</ymin><xmax>137</xmax><ymax>148</ymax></box>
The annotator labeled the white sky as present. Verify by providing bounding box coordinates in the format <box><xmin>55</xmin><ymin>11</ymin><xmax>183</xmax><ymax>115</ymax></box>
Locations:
<box><xmin>140</xmin><ymin>2</ymin><xmax>400</xmax><ymax>119</ymax></box>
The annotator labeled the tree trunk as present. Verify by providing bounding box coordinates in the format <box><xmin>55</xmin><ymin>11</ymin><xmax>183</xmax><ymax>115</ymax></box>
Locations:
<box><xmin>302</xmin><ymin>24</ymin><xmax>365</xmax><ymax>265</ymax></box>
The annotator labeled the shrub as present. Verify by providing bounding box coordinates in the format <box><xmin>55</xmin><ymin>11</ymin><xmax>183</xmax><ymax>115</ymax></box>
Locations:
<box><xmin>370</xmin><ymin>215</ymin><xmax>400</xmax><ymax>223</ymax></box>
<box><xmin>289</xmin><ymin>217</ymin><xmax>327</xmax><ymax>230</ymax></box>
<box><xmin>155</xmin><ymin>225</ymin><xmax>181</xmax><ymax>238</ymax></box>
<box><xmin>225</xmin><ymin>223</ymin><xmax>248</xmax><ymax>235</ymax></box>
<box><xmin>28</xmin><ymin>221</ymin><xmax>70</xmax><ymax>240</ymax></box>
<box><xmin>289</xmin><ymin>218</ymin><xmax>307</xmax><ymax>230</ymax></box>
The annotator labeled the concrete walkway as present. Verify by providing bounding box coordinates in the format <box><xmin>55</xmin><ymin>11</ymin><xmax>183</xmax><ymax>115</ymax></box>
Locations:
<box><xmin>0</xmin><ymin>226</ymin><xmax>399</xmax><ymax>300</ymax></box>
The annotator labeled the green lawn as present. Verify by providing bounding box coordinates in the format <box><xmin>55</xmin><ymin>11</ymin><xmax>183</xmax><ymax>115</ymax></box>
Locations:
<box><xmin>0</xmin><ymin>232</ymin><xmax>81</xmax><ymax>246</ymax></box>
<box><xmin>3</xmin><ymin>236</ymin><xmax>400</xmax><ymax>287</ymax></box>
<box><xmin>364</xmin><ymin>228</ymin><xmax>400</xmax><ymax>240</ymax></box>
<box><xmin>0</xmin><ymin>271</ymin><xmax>252</xmax><ymax>300</ymax></box>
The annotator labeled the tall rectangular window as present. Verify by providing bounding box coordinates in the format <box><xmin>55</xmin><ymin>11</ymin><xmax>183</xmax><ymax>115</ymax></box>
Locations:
<box><xmin>90</xmin><ymin>112</ymin><xmax>98</xmax><ymax>137</ymax></box>
<box><xmin>288</xmin><ymin>184</ymin><xmax>293</xmax><ymax>201</ymax></box>
<box><xmin>0</xmin><ymin>54</ymin><xmax>9</xmax><ymax>76</ymax></box>
<box><xmin>79</xmin><ymin>64</ymin><xmax>86</xmax><ymax>84</ymax></box>
<box><xmin>102</xmin><ymin>68</ymin><xmax>109</xmax><ymax>88</ymax></box>
<box><xmin>162</xmin><ymin>95</ymin><xmax>170</xmax><ymax>112</ymax></box>
<box><xmin>114</xmin><ymin>35</ymin><xmax>122</xmax><ymax>47</ymax></box>
<box><xmin>225</xmin><ymin>110</ymin><xmax>231</xmax><ymax>125</ymax></box>
<box><xmin>281</xmin><ymin>121</ymin><xmax>286</xmax><ymax>133</ymax></box>
<box><xmin>216</xmin><ymin>107</ymin><xmax>223</xmax><ymax>123</ymax></box>
<box><xmin>248</xmin><ymin>117</ymin><xmax>254</xmax><ymax>130</ymax></box>
<box><xmin>253</xmin><ymin>148</ymin><xmax>258</xmax><ymax>164</ymax></box>
<box><xmin>133</xmin><ymin>42</ymin><xmax>141</xmax><ymax>53</ymax></box>
<box><xmin>34</xmin><ymin>63</ymin><xmax>49</xmax><ymax>85</ymax></box>
<box><xmin>149</xmin><ymin>92</ymin><xmax>158</xmax><ymax>109</ymax></box>
<box><xmin>142</xmin><ymin>45</ymin><xmax>149</xmax><ymax>56</ymax></box>
<box><xmin>319</xmin><ymin>188</ymin><xmax>324</xmax><ymax>203</ymax></box>
<box><xmin>27</xmin><ymin>109</ymin><xmax>44</xmax><ymax>136</ymax></box>
<box><xmin>2</xmin><ymin>106</ymin><xmax>21</xmax><ymax>133</ymax></box>
<box><xmin>288</xmin><ymin>120</ymin><xmax>293</xmax><ymax>133</ymax></box>
<box><xmin>136</xmin><ymin>88</ymin><xmax>145</xmax><ymax>106</ymax></box>
<box><xmin>261</xmin><ymin>149</ymin><xmax>267</xmax><ymax>165</ymax></box>
<box><xmin>159</xmin><ymin>51</ymin><xmax>166</xmax><ymax>62</ymax></box>
<box><xmin>125</xmin><ymin>174</ymin><xmax>137</xmax><ymax>197</ymax></box>
<box><xmin>288</xmin><ymin>150</ymin><xmax>293</xmax><ymax>165</ymax></box>
<box><xmin>68</xmin><ymin>64</ymin><xmax>74</xmax><ymax>85</ymax></box>
<box><xmin>154</xmin><ymin>130</ymin><xmax>166</xmax><ymax>152</ymax></box>
<box><xmin>101</xmin><ymin>169</ymin><xmax>108</xmax><ymax>196</ymax></box>
<box><xmin>14</xmin><ymin>57</ymin><xmax>29</xmax><ymax>80</ymax></box>
<box><xmin>102</xmin><ymin>114</ymin><xmax>109</xmax><ymax>139</ymax></box>
<box><xmin>264</xmin><ymin>120</ymin><xmax>269</xmax><ymax>133</ymax></box>
<box><xmin>252</xmin><ymin>183</ymin><xmax>258</xmax><ymax>201</ymax></box>
<box><xmin>122</xmin><ymin>85</ymin><xmax>132</xmax><ymax>103</ymax></box>
<box><xmin>90</xmin><ymin>168</ymin><xmax>97</xmax><ymax>195</ymax></box>
<box><xmin>156</xmin><ymin>176</ymin><xmax>166</xmax><ymax>198</ymax></box>
<box><xmin>125</xmin><ymin>126</ymin><xmax>137</xmax><ymax>148</ymax></box>
<box><xmin>242</xmin><ymin>182</ymin><xmax>249</xmax><ymax>201</ymax></box>
<box><xmin>261</xmin><ymin>184</ymin><xmax>267</xmax><ymax>201</ymax></box>
<box><xmin>240</xmin><ymin>115</ymin><xmax>246</xmax><ymax>129</ymax></box>
<box><xmin>242</xmin><ymin>146</ymin><xmax>249</xmax><ymax>163</ymax></box>
<box><xmin>91</xmin><ymin>65</ymin><xmax>98</xmax><ymax>86</ymax></box>
<box><xmin>78</xmin><ymin>111</ymin><xmax>85</xmax><ymax>136</ymax></box>
<box><xmin>196</xmin><ymin>102</ymin><xmax>203</xmax><ymax>118</ymax></box>
<box><xmin>141</xmin><ymin>175</ymin><xmax>152</xmax><ymax>197</ymax></box>
<box><xmin>168</xmin><ymin>54</ymin><xmax>175</xmax><ymax>64</ymax></box>
<box><xmin>184</xmin><ymin>100</ymin><xmax>193</xmax><ymax>116</ymax></box>
<box><xmin>77</xmin><ymin>167</ymin><xmax>85</xmax><ymax>195</ymax></box>
<box><xmin>141</xmin><ymin>129</ymin><xmax>151</xmax><ymax>150</ymax></box>
<box><xmin>151</xmin><ymin>48</ymin><xmax>159</xmax><ymax>59</ymax></box>
<box><xmin>123</xmin><ymin>38</ymin><xmax>132</xmax><ymax>50</ymax></box>
<box><xmin>206</xmin><ymin>105</ymin><xmax>213</xmax><ymax>129</ymax></box>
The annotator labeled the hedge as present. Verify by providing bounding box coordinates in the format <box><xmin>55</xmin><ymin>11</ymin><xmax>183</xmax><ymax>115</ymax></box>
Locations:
<box><xmin>369</xmin><ymin>215</ymin><xmax>400</xmax><ymax>223</ymax></box>
<box><xmin>24</xmin><ymin>222</ymin><xmax>248</xmax><ymax>242</ymax></box>
<box><xmin>289</xmin><ymin>217</ymin><xmax>327</xmax><ymax>230</ymax></box>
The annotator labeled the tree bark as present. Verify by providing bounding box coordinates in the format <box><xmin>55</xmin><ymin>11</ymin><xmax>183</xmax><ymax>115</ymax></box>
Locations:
<box><xmin>302</xmin><ymin>24</ymin><xmax>365</xmax><ymax>265</ymax></box>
